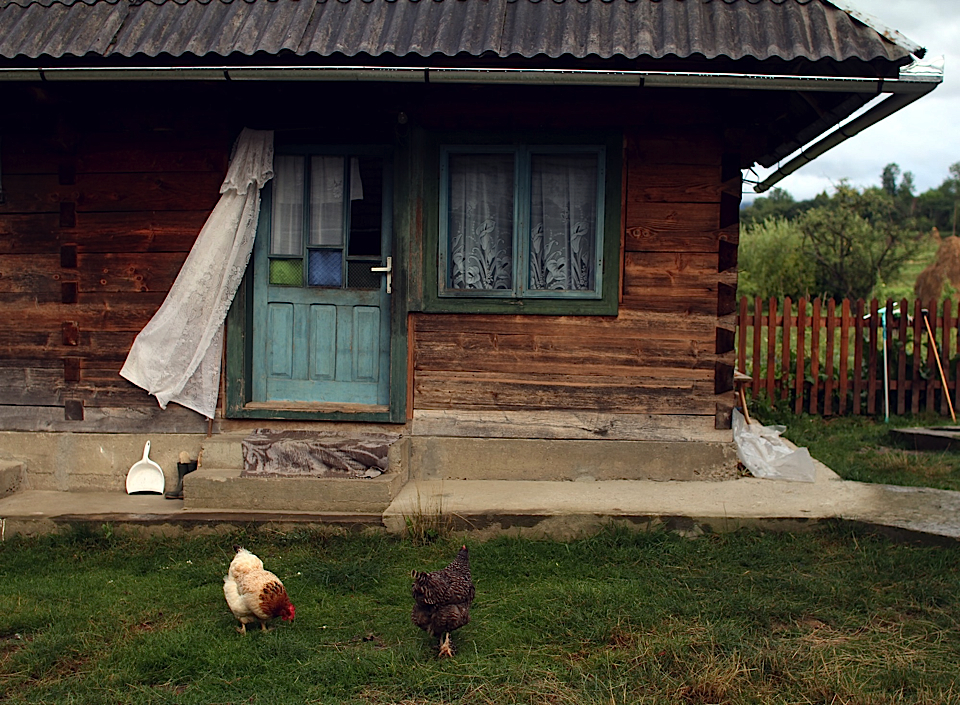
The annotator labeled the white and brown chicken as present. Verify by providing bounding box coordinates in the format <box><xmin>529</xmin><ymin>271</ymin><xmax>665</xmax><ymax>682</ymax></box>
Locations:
<box><xmin>411</xmin><ymin>545</ymin><xmax>475</xmax><ymax>657</ymax></box>
<box><xmin>223</xmin><ymin>545</ymin><xmax>295</xmax><ymax>634</ymax></box>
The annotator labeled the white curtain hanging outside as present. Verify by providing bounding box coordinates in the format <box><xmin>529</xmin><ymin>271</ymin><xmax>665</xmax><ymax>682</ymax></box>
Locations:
<box><xmin>120</xmin><ymin>128</ymin><xmax>275</xmax><ymax>419</ymax></box>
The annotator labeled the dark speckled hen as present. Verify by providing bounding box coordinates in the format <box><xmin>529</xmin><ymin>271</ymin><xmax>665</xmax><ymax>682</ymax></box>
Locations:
<box><xmin>411</xmin><ymin>545</ymin><xmax>475</xmax><ymax>657</ymax></box>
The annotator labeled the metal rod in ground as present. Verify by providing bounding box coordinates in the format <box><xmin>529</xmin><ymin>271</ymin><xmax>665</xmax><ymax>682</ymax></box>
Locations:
<box><xmin>922</xmin><ymin>309</ymin><xmax>956</xmax><ymax>422</ymax></box>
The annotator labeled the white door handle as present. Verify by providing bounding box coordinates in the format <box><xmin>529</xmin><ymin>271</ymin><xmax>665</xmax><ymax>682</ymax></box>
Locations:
<box><xmin>371</xmin><ymin>256</ymin><xmax>392</xmax><ymax>294</ymax></box>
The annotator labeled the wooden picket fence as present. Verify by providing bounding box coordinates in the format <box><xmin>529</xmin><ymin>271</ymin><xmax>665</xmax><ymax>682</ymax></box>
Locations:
<box><xmin>736</xmin><ymin>297</ymin><xmax>960</xmax><ymax>418</ymax></box>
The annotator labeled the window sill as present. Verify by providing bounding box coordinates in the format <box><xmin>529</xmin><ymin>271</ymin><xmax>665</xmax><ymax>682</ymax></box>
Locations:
<box><xmin>421</xmin><ymin>295</ymin><xmax>618</xmax><ymax>316</ymax></box>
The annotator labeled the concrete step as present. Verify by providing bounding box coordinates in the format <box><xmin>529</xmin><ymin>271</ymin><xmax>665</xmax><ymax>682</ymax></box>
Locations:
<box><xmin>409</xmin><ymin>437</ymin><xmax>739</xmax><ymax>482</ymax></box>
<box><xmin>0</xmin><ymin>459</ymin><xmax>24</xmax><ymax>499</ymax></box>
<box><xmin>0</xmin><ymin>490</ymin><xmax>384</xmax><ymax>537</ymax></box>
<box><xmin>182</xmin><ymin>465</ymin><xmax>408</xmax><ymax>513</ymax></box>
<box><xmin>379</xmin><ymin>465</ymin><xmax>867</xmax><ymax>541</ymax></box>
<box><xmin>197</xmin><ymin>432</ymin><xmax>246</xmax><ymax>470</ymax></box>
<box><xmin>184</xmin><ymin>434</ymin><xmax>411</xmax><ymax>513</ymax></box>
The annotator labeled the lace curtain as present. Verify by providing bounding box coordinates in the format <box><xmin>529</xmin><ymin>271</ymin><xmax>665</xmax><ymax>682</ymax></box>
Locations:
<box><xmin>120</xmin><ymin>128</ymin><xmax>275</xmax><ymax>419</ymax></box>
<box><xmin>529</xmin><ymin>153</ymin><xmax>597</xmax><ymax>291</ymax></box>
<box><xmin>447</xmin><ymin>151</ymin><xmax>597</xmax><ymax>293</ymax></box>
<box><xmin>448</xmin><ymin>153</ymin><xmax>514</xmax><ymax>290</ymax></box>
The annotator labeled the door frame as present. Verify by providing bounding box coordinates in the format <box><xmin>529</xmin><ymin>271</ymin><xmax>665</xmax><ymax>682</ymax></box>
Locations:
<box><xmin>224</xmin><ymin>146</ymin><xmax>408</xmax><ymax>423</ymax></box>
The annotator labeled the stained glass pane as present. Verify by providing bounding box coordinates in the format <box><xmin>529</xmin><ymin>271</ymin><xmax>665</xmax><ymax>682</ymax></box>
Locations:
<box><xmin>308</xmin><ymin>250</ymin><xmax>343</xmax><ymax>287</ymax></box>
<box><xmin>269</xmin><ymin>258</ymin><xmax>303</xmax><ymax>286</ymax></box>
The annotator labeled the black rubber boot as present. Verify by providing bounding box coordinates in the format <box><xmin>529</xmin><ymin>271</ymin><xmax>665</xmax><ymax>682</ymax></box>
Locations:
<box><xmin>165</xmin><ymin>460</ymin><xmax>198</xmax><ymax>499</ymax></box>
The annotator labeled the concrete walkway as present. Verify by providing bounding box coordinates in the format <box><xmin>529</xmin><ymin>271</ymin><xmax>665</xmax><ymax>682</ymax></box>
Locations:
<box><xmin>2</xmin><ymin>457</ymin><xmax>960</xmax><ymax>542</ymax></box>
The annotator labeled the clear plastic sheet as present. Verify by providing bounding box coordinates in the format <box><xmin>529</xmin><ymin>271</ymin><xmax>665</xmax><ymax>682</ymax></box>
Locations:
<box><xmin>732</xmin><ymin>409</ymin><xmax>816</xmax><ymax>482</ymax></box>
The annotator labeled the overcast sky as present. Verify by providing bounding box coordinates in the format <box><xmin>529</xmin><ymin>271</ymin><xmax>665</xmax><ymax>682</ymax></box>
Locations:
<box><xmin>743</xmin><ymin>0</ymin><xmax>960</xmax><ymax>202</ymax></box>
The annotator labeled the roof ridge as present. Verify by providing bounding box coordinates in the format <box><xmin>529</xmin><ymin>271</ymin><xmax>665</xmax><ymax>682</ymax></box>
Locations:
<box><xmin>822</xmin><ymin>0</ymin><xmax>924</xmax><ymax>58</ymax></box>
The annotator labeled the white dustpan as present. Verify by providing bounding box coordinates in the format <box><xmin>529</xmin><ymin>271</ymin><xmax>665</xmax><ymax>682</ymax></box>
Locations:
<box><xmin>125</xmin><ymin>441</ymin><xmax>165</xmax><ymax>495</ymax></box>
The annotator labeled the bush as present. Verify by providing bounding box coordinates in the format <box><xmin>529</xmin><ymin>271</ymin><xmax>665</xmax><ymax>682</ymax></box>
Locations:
<box><xmin>737</xmin><ymin>217</ymin><xmax>815</xmax><ymax>300</ymax></box>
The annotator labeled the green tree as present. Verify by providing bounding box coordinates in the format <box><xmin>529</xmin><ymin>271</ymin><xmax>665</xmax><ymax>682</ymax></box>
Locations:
<box><xmin>740</xmin><ymin>187</ymin><xmax>824</xmax><ymax>227</ymax></box>
<box><xmin>916</xmin><ymin>161</ymin><xmax>960</xmax><ymax>235</ymax></box>
<box><xmin>737</xmin><ymin>217</ymin><xmax>815</xmax><ymax>300</ymax></box>
<box><xmin>881</xmin><ymin>162</ymin><xmax>917</xmax><ymax>221</ymax></box>
<box><xmin>799</xmin><ymin>182</ymin><xmax>921</xmax><ymax>301</ymax></box>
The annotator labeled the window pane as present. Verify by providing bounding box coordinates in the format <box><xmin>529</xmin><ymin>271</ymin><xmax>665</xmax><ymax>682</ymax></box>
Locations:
<box><xmin>347</xmin><ymin>261</ymin><xmax>382</xmax><ymax>289</ymax></box>
<box><xmin>308</xmin><ymin>250</ymin><xmax>343</xmax><ymax>287</ymax></box>
<box><xmin>349</xmin><ymin>156</ymin><xmax>383</xmax><ymax>257</ymax></box>
<box><xmin>309</xmin><ymin>156</ymin><xmax>347</xmax><ymax>247</ymax></box>
<box><xmin>529</xmin><ymin>153</ymin><xmax>598</xmax><ymax>291</ymax></box>
<box><xmin>447</xmin><ymin>153</ymin><xmax>514</xmax><ymax>291</ymax></box>
<box><xmin>269</xmin><ymin>258</ymin><xmax>303</xmax><ymax>286</ymax></box>
<box><xmin>271</xmin><ymin>156</ymin><xmax>304</xmax><ymax>256</ymax></box>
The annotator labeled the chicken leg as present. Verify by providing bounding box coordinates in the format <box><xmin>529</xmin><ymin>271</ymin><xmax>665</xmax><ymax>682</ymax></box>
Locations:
<box><xmin>438</xmin><ymin>632</ymin><xmax>455</xmax><ymax>658</ymax></box>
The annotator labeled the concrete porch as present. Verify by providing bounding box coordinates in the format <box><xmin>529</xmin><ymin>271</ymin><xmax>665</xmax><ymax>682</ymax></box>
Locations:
<box><xmin>2</xmin><ymin>429</ymin><xmax>960</xmax><ymax>543</ymax></box>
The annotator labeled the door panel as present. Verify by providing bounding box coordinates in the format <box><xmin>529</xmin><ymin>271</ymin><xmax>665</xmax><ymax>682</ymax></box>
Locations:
<box><xmin>309</xmin><ymin>304</ymin><xmax>337</xmax><ymax>380</ymax></box>
<box><xmin>251</xmin><ymin>150</ymin><xmax>392</xmax><ymax>409</ymax></box>
<box><xmin>267</xmin><ymin>304</ymin><xmax>294</xmax><ymax>378</ymax></box>
<box><xmin>353</xmin><ymin>306</ymin><xmax>380</xmax><ymax>382</ymax></box>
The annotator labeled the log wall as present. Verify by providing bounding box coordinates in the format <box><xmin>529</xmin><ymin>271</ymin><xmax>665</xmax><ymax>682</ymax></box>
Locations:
<box><xmin>0</xmin><ymin>83</ymin><xmax>739</xmax><ymax>433</ymax></box>
<box><xmin>411</xmin><ymin>128</ymin><xmax>739</xmax><ymax>427</ymax></box>
<box><xmin>0</xmin><ymin>104</ymin><xmax>230</xmax><ymax>430</ymax></box>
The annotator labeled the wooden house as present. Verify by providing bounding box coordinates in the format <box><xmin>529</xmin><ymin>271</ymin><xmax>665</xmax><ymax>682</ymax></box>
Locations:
<box><xmin>0</xmin><ymin>0</ymin><xmax>939</xmax><ymax>500</ymax></box>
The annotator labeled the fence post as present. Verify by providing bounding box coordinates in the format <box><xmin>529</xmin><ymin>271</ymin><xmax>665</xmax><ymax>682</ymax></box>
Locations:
<box><xmin>824</xmin><ymin>298</ymin><xmax>836</xmax><ymax>416</ymax></box>
<box><xmin>738</xmin><ymin>296</ymin><xmax>748</xmax><ymax>379</ymax></box>
<box><xmin>910</xmin><ymin>299</ymin><xmax>923</xmax><ymax>414</ymax></box>
<box><xmin>853</xmin><ymin>299</ymin><xmax>864</xmax><ymax>415</ymax></box>
<box><xmin>868</xmin><ymin>299</ymin><xmax>879</xmax><ymax>415</ymax></box>
<box><xmin>795</xmin><ymin>297</ymin><xmax>806</xmax><ymax>415</ymax></box>
<box><xmin>781</xmin><ymin>297</ymin><xmax>792</xmax><ymax>402</ymax></box>
<box><xmin>955</xmin><ymin>300</ymin><xmax>960</xmax><ymax>414</ymax></box>
<box><xmin>766</xmin><ymin>298</ymin><xmax>777</xmax><ymax>403</ymax></box>
<box><xmin>752</xmin><ymin>296</ymin><xmax>762</xmax><ymax>400</ymax></box>
<box><xmin>839</xmin><ymin>298</ymin><xmax>851</xmax><ymax>415</ymax></box>
<box><xmin>925</xmin><ymin>299</ymin><xmax>938</xmax><ymax>414</ymax></box>
<box><xmin>942</xmin><ymin>298</ymin><xmax>954</xmax><ymax>417</ymax></box>
<box><xmin>896</xmin><ymin>298</ymin><xmax>907</xmax><ymax>416</ymax></box>
<box><xmin>809</xmin><ymin>298</ymin><xmax>821</xmax><ymax>415</ymax></box>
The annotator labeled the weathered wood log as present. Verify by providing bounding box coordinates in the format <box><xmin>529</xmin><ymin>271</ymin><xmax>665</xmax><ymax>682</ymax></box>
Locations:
<box><xmin>0</xmin><ymin>172</ymin><xmax>221</xmax><ymax>213</ymax></box>
<box><xmin>412</xmin><ymin>409</ymin><xmax>730</xmax><ymax>442</ymax></box>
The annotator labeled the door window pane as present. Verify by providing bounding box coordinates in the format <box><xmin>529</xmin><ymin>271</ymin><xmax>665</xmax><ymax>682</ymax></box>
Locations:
<box><xmin>347</xmin><ymin>261</ymin><xmax>382</xmax><ymax>289</ymax></box>
<box><xmin>349</xmin><ymin>156</ymin><xmax>383</xmax><ymax>257</ymax></box>
<box><xmin>308</xmin><ymin>250</ymin><xmax>343</xmax><ymax>287</ymax></box>
<box><xmin>271</xmin><ymin>155</ymin><xmax>304</xmax><ymax>256</ymax></box>
<box><xmin>447</xmin><ymin>153</ymin><xmax>515</xmax><ymax>291</ymax></box>
<box><xmin>270</xmin><ymin>259</ymin><xmax>303</xmax><ymax>286</ymax></box>
<box><xmin>529</xmin><ymin>153</ymin><xmax>598</xmax><ymax>292</ymax></box>
<box><xmin>309</xmin><ymin>156</ymin><xmax>346</xmax><ymax>247</ymax></box>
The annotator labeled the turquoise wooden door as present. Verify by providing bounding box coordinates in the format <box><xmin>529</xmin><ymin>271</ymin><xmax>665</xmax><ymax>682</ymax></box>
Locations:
<box><xmin>251</xmin><ymin>150</ymin><xmax>392</xmax><ymax>409</ymax></box>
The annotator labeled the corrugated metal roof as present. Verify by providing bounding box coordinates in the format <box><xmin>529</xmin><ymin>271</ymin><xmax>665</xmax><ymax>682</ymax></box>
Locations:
<box><xmin>0</xmin><ymin>0</ymin><xmax>916</xmax><ymax>65</ymax></box>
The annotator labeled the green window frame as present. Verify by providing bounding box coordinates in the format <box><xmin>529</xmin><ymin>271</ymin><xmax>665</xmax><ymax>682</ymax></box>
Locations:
<box><xmin>423</xmin><ymin>132</ymin><xmax>622</xmax><ymax>316</ymax></box>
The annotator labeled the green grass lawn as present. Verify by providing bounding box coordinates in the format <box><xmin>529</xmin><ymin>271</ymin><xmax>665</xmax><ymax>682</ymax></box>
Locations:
<box><xmin>2</xmin><ymin>525</ymin><xmax>960</xmax><ymax>704</ymax></box>
<box><xmin>752</xmin><ymin>408</ymin><xmax>960</xmax><ymax>492</ymax></box>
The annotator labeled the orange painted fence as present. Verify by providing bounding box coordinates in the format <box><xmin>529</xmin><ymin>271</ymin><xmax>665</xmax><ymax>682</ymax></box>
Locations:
<box><xmin>736</xmin><ymin>297</ymin><xmax>960</xmax><ymax>418</ymax></box>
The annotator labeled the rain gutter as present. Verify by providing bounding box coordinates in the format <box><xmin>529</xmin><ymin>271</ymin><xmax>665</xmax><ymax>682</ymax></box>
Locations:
<box><xmin>754</xmin><ymin>58</ymin><xmax>943</xmax><ymax>193</ymax></box>
<box><xmin>0</xmin><ymin>65</ymin><xmax>941</xmax><ymax>94</ymax></box>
